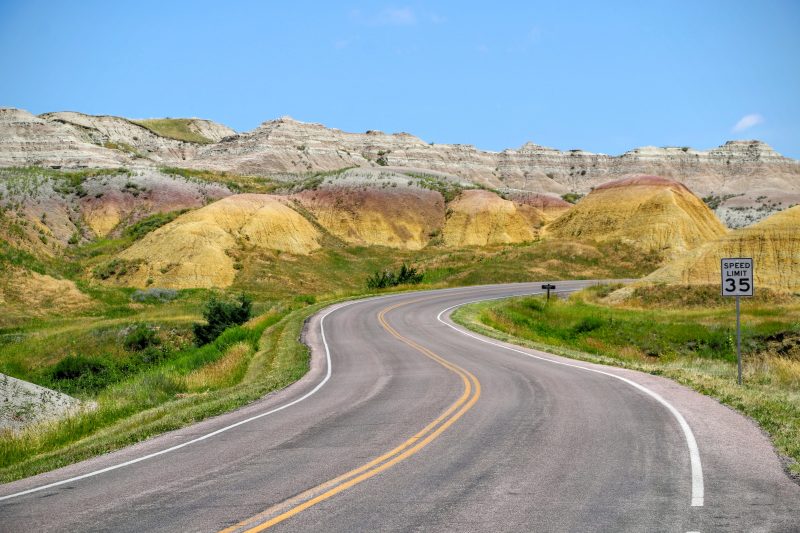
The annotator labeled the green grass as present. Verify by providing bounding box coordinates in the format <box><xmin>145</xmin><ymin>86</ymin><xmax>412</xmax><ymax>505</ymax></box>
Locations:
<box><xmin>0</xmin><ymin>167</ymin><xmax>131</xmax><ymax>198</ymax></box>
<box><xmin>0</xmin><ymin>301</ymin><xmax>301</xmax><ymax>481</ymax></box>
<box><xmin>231</xmin><ymin>239</ymin><xmax>660</xmax><ymax>302</ymax></box>
<box><xmin>452</xmin><ymin>286</ymin><xmax>800</xmax><ymax>476</ymax></box>
<box><xmin>405</xmin><ymin>172</ymin><xmax>503</xmax><ymax>202</ymax></box>
<box><xmin>132</xmin><ymin>119</ymin><xmax>215</xmax><ymax>144</ymax></box>
<box><xmin>159</xmin><ymin>167</ymin><xmax>282</xmax><ymax>194</ymax></box>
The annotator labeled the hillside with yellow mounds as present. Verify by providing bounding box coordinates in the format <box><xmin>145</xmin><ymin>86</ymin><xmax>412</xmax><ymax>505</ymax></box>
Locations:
<box><xmin>294</xmin><ymin>187</ymin><xmax>444</xmax><ymax>249</ymax></box>
<box><xmin>646</xmin><ymin>205</ymin><xmax>800</xmax><ymax>292</ymax></box>
<box><xmin>117</xmin><ymin>194</ymin><xmax>322</xmax><ymax>288</ymax></box>
<box><xmin>444</xmin><ymin>190</ymin><xmax>539</xmax><ymax>247</ymax></box>
<box><xmin>545</xmin><ymin>175</ymin><xmax>727</xmax><ymax>258</ymax></box>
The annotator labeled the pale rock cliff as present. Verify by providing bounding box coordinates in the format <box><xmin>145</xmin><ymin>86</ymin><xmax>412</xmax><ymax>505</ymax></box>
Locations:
<box><xmin>2</xmin><ymin>109</ymin><xmax>798</xmax><ymax>222</ymax></box>
<box><xmin>0</xmin><ymin>108</ymin><xmax>132</xmax><ymax>168</ymax></box>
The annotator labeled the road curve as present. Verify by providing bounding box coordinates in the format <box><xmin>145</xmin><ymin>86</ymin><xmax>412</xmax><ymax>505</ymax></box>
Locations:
<box><xmin>1</xmin><ymin>282</ymin><xmax>799</xmax><ymax>532</ymax></box>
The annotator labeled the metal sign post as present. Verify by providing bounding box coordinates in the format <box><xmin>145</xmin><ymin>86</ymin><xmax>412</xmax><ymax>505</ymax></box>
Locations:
<box><xmin>720</xmin><ymin>257</ymin><xmax>754</xmax><ymax>385</ymax></box>
<box><xmin>541</xmin><ymin>284</ymin><xmax>556</xmax><ymax>301</ymax></box>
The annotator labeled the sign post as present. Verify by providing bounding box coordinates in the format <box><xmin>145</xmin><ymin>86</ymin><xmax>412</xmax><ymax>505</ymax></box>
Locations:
<box><xmin>720</xmin><ymin>257</ymin><xmax>754</xmax><ymax>385</ymax></box>
<box><xmin>541</xmin><ymin>284</ymin><xmax>556</xmax><ymax>301</ymax></box>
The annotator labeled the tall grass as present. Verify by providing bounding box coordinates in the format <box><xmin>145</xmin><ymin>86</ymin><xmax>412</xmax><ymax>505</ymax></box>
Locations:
<box><xmin>0</xmin><ymin>307</ymin><xmax>289</xmax><ymax>481</ymax></box>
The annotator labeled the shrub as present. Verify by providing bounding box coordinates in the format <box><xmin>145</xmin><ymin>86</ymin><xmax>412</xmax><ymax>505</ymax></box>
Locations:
<box><xmin>193</xmin><ymin>294</ymin><xmax>253</xmax><ymax>346</ymax></box>
<box><xmin>294</xmin><ymin>294</ymin><xmax>316</xmax><ymax>305</ymax></box>
<box><xmin>123</xmin><ymin>324</ymin><xmax>161</xmax><ymax>352</ymax></box>
<box><xmin>561</xmin><ymin>192</ymin><xmax>584</xmax><ymax>204</ymax></box>
<box><xmin>366</xmin><ymin>263</ymin><xmax>424</xmax><ymax>289</ymax></box>
<box><xmin>573</xmin><ymin>316</ymin><xmax>604</xmax><ymax>334</ymax></box>
<box><xmin>50</xmin><ymin>355</ymin><xmax>109</xmax><ymax>381</ymax></box>
<box><xmin>93</xmin><ymin>259</ymin><xmax>139</xmax><ymax>280</ymax></box>
<box><xmin>48</xmin><ymin>355</ymin><xmax>119</xmax><ymax>394</ymax></box>
<box><xmin>124</xmin><ymin>210</ymin><xmax>187</xmax><ymax>240</ymax></box>
<box><xmin>131</xmin><ymin>288</ymin><xmax>178</xmax><ymax>303</ymax></box>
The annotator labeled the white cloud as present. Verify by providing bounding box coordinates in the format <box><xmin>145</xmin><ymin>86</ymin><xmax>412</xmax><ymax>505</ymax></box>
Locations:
<box><xmin>732</xmin><ymin>113</ymin><xmax>764</xmax><ymax>133</ymax></box>
<box><xmin>351</xmin><ymin>7</ymin><xmax>417</xmax><ymax>26</ymax></box>
<box><xmin>382</xmin><ymin>7</ymin><xmax>415</xmax><ymax>25</ymax></box>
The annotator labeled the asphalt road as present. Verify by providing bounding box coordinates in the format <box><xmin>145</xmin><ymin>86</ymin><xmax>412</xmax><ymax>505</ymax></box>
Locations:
<box><xmin>1</xmin><ymin>282</ymin><xmax>799</xmax><ymax>532</ymax></box>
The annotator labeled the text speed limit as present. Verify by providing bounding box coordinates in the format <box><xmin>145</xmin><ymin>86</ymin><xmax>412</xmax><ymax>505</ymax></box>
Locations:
<box><xmin>721</xmin><ymin>257</ymin><xmax>754</xmax><ymax>297</ymax></box>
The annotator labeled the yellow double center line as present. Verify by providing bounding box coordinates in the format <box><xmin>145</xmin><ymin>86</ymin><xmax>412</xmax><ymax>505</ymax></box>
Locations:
<box><xmin>221</xmin><ymin>298</ymin><xmax>481</xmax><ymax>532</ymax></box>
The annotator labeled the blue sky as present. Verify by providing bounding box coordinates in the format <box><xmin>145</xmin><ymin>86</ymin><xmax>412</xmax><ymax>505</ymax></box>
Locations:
<box><xmin>1</xmin><ymin>1</ymin><xmax>798</xmax><ymax>157</ymax></box>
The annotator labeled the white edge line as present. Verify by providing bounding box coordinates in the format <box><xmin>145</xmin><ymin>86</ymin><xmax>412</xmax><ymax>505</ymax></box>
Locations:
<box><xmin>0</xmin><ymin>294</ymin><xmax>379</xmax><ymax>502</ymax></box>
<box><xmin>435</xmin><ymin>293</ymin><xmax>704</xmax><ymax>507</ymax></box>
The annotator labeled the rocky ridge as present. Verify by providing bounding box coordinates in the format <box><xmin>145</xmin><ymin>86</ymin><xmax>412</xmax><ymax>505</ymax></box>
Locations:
<box><xmin>2</xmin><ymin>109</ymin><xmax>797</xmax><ymax>210</ymax></box>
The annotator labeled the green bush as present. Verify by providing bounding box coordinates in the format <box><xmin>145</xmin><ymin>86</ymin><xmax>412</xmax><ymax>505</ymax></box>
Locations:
<box><xmin>366</xmin><ymin>263</ymin><xmax>424</xmax><ymax>289</ymax></box>
<box><xmin>130</xmin><ymin>288</ymin><xmax>178</xmax><ymax>303</ymax></box>
<box><xmin>193</xmin><ymin>294</ymin><xmax>253</xmax><ymax>346</ymax></box>
<box><xmin>124</xmin><ymin>210</ymin><xmax>187</xmax><ymax>240</ymax></box>
<box><xmin>573</xmin><ymin>316</ymin><xmax>604</xmax><ymax>334</ymax></box>
<box><xmin>561</xmin><ymin>192</ymin><xmax>584</xmax><ymax>204</ymax></box>
<box><xmin>123</xmin><ymin>324</ymin><xmax>161</xmax><ymax>352</ymax></box>
<box><xmin>92</xmin><ymin>259</ymin><xmax>139</xmax><ymax>280</ymax></box>
<box><xmin>294</xmin><ymin>294</ymin><xmax>316</xmax><ymax>305</ymax></box>
<box><xmin>48</xmin><ymin>355</ymin><xmax>118</xmax><ymax>394</ymax></box>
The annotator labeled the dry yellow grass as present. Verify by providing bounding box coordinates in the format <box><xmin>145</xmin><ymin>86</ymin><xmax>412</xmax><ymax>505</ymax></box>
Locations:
<box><xmin>545</xmin><ymin>175</ymin><xmax>728</xmax><ymax>258</ymax></box>
<box><xmin>0</xmin><ymin>267</ymin><xmax>94</xmax><ymax>318</ymax></box>
<box><xmin>185</xmin><ymin>342</ymin><xmax>252</xmax><ymax>391</ymax></box>
<box><xmin>646</xmin><ymin>205</ymin><xmax>800</xmax><ymax>292</ymax></box>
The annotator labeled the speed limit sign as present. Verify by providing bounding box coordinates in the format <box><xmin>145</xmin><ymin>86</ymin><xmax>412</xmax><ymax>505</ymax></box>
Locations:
<box><xmin>721</xmin><ymin>257</ymin><xmax>754</xmax><ymax>385</ymax></box>
<box><xmin>721</xmin><ymin>257</ymin><xmax>754</xmax><ymax>297</ymax></box>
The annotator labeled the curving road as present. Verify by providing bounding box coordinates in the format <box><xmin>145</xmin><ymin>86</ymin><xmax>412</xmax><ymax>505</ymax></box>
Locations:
<box><xmin>1</xmin><ymin>282</ymin><xmax>799</xmax><ymax>532</ymax></box>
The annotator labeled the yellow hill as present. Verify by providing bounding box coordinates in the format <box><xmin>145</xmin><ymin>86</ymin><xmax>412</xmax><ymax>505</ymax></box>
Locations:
<box><xmin>646</xmin><ymin>205</ymin><xmax>800</xmax><ymax>292</ymax></box>
<box><xmin>118</xmin><ymin>194</ymin><xmax>322</xmax><ymax>288</ymax></box>
<box><xmin>509</xmin><ymin>192</ymin><xmax>573</xmax><ymax>222</ymax></box>
<box><xmin>545</xmin><ymin>175</ymin><xmax>727</xmax><ymax>258</ymax></box>
<box><xmin>295</xmin><ymin>187</ymin><xmax>444</xmax><ymax>250</ymax></box>
<box><xmin>444</xmin><ymin>190</ymin><xmax>539</xmax><ymax>247</ymax></box>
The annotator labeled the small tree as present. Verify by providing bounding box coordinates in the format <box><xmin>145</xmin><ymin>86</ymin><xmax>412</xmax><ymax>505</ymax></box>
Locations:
<box><xmin>396</xmin><ymin>263</ymin><xmax>424</xmax><ymax>284</ymax></box>
<box><xmin>366</xmin><ymin>263</ymin><xmax>424</xmax><ymax>290</ymax></box>
<box><xmin>193</xmin><ymin>294</ymin><xmax>253</xmax><ymax>345</ymax></box>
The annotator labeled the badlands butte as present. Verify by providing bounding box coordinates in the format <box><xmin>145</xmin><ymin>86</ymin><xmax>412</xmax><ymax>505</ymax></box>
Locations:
<box><xmin>1</xmin><ymin>107</ymin><xmax>799</xmax><ymax>304</ymax></box>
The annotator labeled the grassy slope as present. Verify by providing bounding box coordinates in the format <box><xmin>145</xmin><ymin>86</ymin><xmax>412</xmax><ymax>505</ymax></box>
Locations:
<box><xmin>452</xmin><ymin>286</ymin><xmax>800</xmax><ymax>476</ymax></box>
<box><xmin>132</xmin><ymin>119</ymin><xmax>213</xmax><ymax>144</ymax></box>
<box><xmin>0</xmin><ymin>300</ymin><xmax>313</xmax><ymax>481</ymax></box>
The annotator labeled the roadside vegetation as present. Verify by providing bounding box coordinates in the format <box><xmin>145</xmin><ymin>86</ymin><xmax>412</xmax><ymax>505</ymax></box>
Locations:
<box><xmin>366</xmin><ymin>263</ymin><xmax>424</xmax><ymax>289</ymax></box>
<box><xmin>452</xmin><ymin>284</ymin><xmax>800</xmax><ymax>475</ymax></box>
